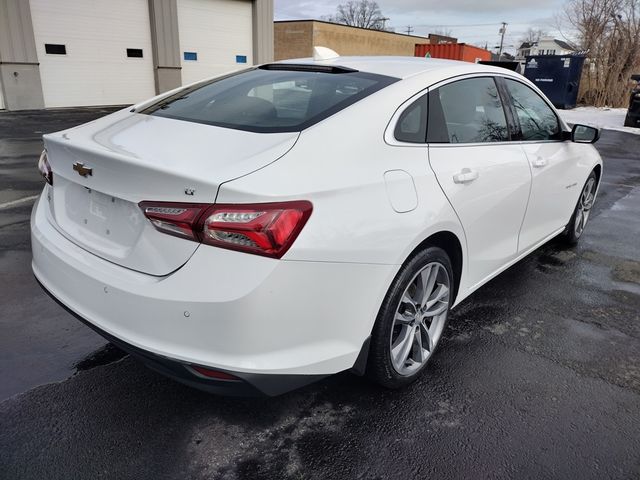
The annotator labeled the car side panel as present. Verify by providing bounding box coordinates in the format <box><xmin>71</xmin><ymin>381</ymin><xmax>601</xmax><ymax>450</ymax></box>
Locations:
<box><xmin>518</xmin><ymin>142</ymin><xmax>600</xmax><ymax>252</ymax></box>
<box><xmin>216</xmin><ymin>92</ymin><xmax>467</xmax><ymax>272</ymax></box>
<box><xmin>428</xmin><ymin>143</ymin><xmax>532</xmax><ymax>289</ymax></box>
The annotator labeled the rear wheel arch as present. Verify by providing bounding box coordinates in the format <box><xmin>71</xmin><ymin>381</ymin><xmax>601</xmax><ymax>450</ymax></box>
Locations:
<box><xmin>405</xmin><ymin>231</ymin><xmax>463</xmax><ymax>305</ymax></box>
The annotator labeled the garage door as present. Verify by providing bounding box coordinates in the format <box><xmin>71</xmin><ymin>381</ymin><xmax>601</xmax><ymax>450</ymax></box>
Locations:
<box><xmin>30</xmin><ymin>0</ymin><xmax>156</xmax><ymax>108</ymax></box>
<box><xmin>178</xmin><ymin>0</ymin><xmax>253</xmax><ymax>86</ymax></box>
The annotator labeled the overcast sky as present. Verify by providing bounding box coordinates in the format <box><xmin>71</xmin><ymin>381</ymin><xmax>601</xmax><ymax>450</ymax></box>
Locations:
<box><xmin>274</xmin><ymin>0</ymin><xmax>570</xmax><ymax>54</ymax></box>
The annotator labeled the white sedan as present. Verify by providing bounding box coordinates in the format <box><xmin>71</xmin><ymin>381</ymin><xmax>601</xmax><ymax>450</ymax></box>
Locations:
<box><xmin>31</xmin><ymin>53</ymin><xmax>602</xmax><ymax>396</ymax></box>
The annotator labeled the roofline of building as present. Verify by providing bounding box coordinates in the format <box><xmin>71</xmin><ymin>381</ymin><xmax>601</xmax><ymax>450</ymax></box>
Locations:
<box><xmin>517</xmin><ymin>38</ymin><xmax>578</xmax><ymax>51</ymax></box>
<box><xmin>274</xmin><ymin>19</ymin><xmax>429</xmax><ymax>41</ymax></box>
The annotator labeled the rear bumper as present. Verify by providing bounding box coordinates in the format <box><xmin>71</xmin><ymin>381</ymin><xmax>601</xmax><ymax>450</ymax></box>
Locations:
<box><xmin>31</xmin><ymin>193</ymin><xmax>394</xmax><ymax>394</ymax></box>
<box><xmin>36</xmin><ymin>279</ymin><xmax>325</xmax><ymax>396</ymax></box>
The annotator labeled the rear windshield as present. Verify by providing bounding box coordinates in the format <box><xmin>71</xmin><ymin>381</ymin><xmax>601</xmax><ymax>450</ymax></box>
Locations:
<box><xmin>142</xmin><ymin>66</ymin><xmax>398</xmax><ymax>133</ymax></box>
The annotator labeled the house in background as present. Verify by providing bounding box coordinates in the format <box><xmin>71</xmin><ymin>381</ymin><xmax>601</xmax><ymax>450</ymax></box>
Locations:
<box><xmin>516</xmin><ymin>36</ymin><xmax>578</xmax><ymax>61</ymax></box>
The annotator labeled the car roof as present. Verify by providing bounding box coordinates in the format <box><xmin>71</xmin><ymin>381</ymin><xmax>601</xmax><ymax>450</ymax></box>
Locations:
<box><xmin>278</xmin><ymin>55</ymin><xmax>505</xmax><ymax>79</ymax></box>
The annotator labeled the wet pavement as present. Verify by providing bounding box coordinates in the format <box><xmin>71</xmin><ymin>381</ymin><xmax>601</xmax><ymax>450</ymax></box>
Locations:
<box><xmin>1</xmin><ymin>109</ymin><xmax>639</xmax><ymax>479</ymax></box>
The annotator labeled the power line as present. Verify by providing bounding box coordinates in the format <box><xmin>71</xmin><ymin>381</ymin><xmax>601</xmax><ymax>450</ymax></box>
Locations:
<box><xmin>410</xmin><ymin>22</ymin><xmax>544</xmax><ymax>28</ymax></box>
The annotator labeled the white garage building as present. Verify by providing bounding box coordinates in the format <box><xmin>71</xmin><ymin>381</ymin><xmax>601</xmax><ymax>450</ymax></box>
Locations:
<box><xmin>0</xmin><ymin>0</ymin><xmax>273</xmax><ymax>110</ymax></box>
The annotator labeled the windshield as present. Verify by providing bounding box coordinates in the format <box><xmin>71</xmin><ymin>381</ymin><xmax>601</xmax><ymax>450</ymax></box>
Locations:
<box><xmin>142</xmin><ymin>66</ymin><xmax>398</xmax><ymax>133</ymax></box>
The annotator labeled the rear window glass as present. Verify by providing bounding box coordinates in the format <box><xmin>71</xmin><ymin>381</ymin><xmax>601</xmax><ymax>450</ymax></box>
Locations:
<box><xmin>143</xmin><ymin>66</ymin><xmax>398</xmax><ymax>133</ymax></box>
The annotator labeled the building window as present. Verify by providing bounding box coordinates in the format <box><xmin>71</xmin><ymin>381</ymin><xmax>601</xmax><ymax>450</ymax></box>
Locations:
<box><xmin>45</xmin><ymin>44</ymin><xmax>66</xmax><ymax>55</ymax></box>
<box><xmin>127</xmin><ymin>48</ymin><xmax>143</xmax><ymax>58</ymax></box>
<box><xmin>184</xmin><ymin>51</ymin><xmax>197</xmax><ymax>61</ymax></box>
<box><xmin>235</xmin><ymin>55</ymin><xmax>247</xmax><ymax>64</ymax></box>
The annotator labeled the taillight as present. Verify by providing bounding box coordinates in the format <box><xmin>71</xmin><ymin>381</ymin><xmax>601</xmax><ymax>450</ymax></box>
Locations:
<box><xmin>139</xmin><ymin>200</ymin><xmax>312</xmax><ymax>259</ymax></box>
<box><xmin>38</xmin><ymin>150</ymin><xmax>53</xmax><ymax>185</ymax></box>
<box><xmin>139</xmin><ymin>203</ymin><xmax>208</xmax><ymax>241</ymax></box>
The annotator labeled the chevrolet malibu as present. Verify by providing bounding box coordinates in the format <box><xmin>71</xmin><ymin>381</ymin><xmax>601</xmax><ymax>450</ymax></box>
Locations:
<box><xmin>32</xmin><ymin>53</ymin><xmax>602</xmax><ymax>396</ymax></box>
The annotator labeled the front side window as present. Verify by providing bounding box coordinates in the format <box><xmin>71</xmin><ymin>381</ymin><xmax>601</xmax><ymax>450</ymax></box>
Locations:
<box><xmin>504</xmin><ymin>78</ymin><xmax>560</xmax><ymax>141</ymax></box>
<box><xmin>427</xmin><ymin>77</ymin><xmax>509</xmax><ymax>143</ymax></box>
<box><xmin>143</xmin><ymin>66</ymin><xmax>398</xmax><ymax>133</ymax></box>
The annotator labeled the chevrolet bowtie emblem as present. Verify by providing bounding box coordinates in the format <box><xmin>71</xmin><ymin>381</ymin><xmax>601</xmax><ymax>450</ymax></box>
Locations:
<box><xmin>73</xmin><ymin>162</ymin><xmax>93</xmax><ymax>177</ymax></box>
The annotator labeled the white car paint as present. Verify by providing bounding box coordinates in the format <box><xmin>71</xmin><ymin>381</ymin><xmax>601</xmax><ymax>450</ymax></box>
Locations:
<box><xmin>31</xmin><ymin>56</ymin><xmax>602</xmax><ymax>393</ymax></box>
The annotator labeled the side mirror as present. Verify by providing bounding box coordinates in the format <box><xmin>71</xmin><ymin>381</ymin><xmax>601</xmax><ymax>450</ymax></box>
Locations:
<box><xmin>571</xmin><ymin>124</ymin><xmax>600</xmax><ymax>143</ymax></box>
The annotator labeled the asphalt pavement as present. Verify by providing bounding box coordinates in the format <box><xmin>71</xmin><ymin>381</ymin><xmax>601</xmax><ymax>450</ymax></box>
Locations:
<box><xmin>1</xmin><ymin>108</ymin><xmax>639</xmax><ymax>480</ymax></box>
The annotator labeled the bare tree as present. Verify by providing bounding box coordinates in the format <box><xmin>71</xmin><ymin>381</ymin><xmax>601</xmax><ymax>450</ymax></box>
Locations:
<box><xmin>564</xmin><ymin>0</ymin><xmax>640</xmax><ymax>107</ymax></box>
<box><xmin>432</xmin><ymin>27</ymin><xmax>453</xmax><ymax>37</ymax></box>
<box><xmin>519</xmin><ymin>27</ymin><xmax>547</xmax><ymax>45</ymax></box>
<box><xmin>326</xmin><ymin>0</ymin><xmax>387</xmax><ymax>30</ymax></box>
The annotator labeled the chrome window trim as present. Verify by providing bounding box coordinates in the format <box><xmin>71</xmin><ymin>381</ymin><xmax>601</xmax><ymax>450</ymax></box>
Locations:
<box><xmin>385</xmin><ymin>71</ymin><xmax>569</xmax><ymax>147</ymax></box>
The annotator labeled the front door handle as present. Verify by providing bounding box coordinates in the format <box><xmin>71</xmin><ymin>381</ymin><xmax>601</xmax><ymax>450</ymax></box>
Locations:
<box><xmin>453</xmin><ymin>168</ymin><xmax>479</xmax><ymax>184</ymax></box>
<box><xmin>532</xmin><ymin>157</ymin><xmax>548</xmax><ymax>168</ymax></box>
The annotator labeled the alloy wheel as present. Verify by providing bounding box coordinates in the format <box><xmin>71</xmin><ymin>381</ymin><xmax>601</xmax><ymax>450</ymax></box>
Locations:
<box><xmin>574</xmin><ymin>177</ymin><xmax>596</xmax><ymax>238</ymax></box>
<box><xmin>390</xmin><ymin>262</ymin><xmax>450</xmax><ymax>376</ymax></box>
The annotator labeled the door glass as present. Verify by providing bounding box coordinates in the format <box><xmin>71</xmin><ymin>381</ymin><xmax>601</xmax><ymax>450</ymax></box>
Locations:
<box><xmin>504</xmin><ymin>78</ymin><xmax>561</xmax><ymax>141</ymax></box>
<box><xmin>394</xmin><ymin>95</ymin><xmax>427</xmax><ymax>143</ymax></box>
<box><xmin>427</xmin><ymin>77</ymin><xmax>509</xmax><ymax>143</ymax></box>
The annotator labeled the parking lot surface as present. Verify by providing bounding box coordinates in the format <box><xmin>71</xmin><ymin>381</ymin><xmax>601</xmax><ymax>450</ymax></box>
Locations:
<box><xmin>1</xmin><ymin>108</ymin><xmax>639</xmax><ymax>479</ymax></box>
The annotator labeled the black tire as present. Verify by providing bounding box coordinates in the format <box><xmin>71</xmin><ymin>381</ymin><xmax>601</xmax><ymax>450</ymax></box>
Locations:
<box><xmin>366</xmin><ymin>246</ymin><xmax>454</xmax><ymax>389</ymax></box>
<box><xmin>562</xmin><ymin>171</ymin><xmax>598</xmax><ymax>246</ymax></box>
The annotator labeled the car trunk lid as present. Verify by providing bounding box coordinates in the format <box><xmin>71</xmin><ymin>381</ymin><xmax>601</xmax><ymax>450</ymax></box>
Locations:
<box><xmin>43</xmin><ymin>111</ymin><xmax>299</xmax><ymax>275</ymax></box>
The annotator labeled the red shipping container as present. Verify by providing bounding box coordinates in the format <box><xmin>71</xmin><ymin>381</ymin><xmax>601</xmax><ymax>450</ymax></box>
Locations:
<box><xmin>415</xmin><ymin>43</ymin><xmax>492</xmax><ymax>63</ymax></box>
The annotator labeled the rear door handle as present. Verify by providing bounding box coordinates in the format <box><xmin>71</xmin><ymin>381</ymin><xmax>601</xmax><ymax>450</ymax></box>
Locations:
<box><xmin>532</xmin><ymin>157</ymin><xmax>548</xmax><ymax>168</ymax></box>
<box><xmin>453</xmin><ymin>168</ymin><xmax>479</xmax><ymax>184</ymax></box>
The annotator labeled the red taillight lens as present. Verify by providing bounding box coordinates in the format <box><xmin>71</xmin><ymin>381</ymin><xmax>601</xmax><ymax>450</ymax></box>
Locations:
<box><xmin>139</xmin><ymin>202</ymin><xmax>209</xmax><ymax>240</ymax></box>
<box><xmin>139</xmin><ymin>200</ymin><xmax>312</xmax><ymax>259</ymax></box>
<box><xmin>38</xmin><ymin>150</ymin><xmax>53</xmax><ymax>185</ymax></box>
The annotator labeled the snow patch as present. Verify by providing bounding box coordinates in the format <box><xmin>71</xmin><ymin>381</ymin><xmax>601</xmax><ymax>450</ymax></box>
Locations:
<box><xmin>558</xmin><ymin>107</ymin><xmax>640</xmax><ymax>135</ymax></box>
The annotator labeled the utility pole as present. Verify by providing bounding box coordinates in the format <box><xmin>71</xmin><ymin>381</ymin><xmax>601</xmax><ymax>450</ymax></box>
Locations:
<box><xmin>405</xmin><ymin>25</ymin><xmax>414</xmax><ymax>35</ymax></box>
<box><xmin>498</xmin><ymin>22</ymin><xmax>507</xmax><ymax>58</ymax></box>
<box><xmin>379</xmin><ymin>17</ymin><xmax>390</xmax><ymax>30</ymax></box>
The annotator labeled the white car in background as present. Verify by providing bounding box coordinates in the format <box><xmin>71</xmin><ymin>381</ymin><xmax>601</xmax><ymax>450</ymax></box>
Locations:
<box><xmin>32</xmin><ymin>52</ymin><xmax>602</xmax><ymax>396</ymax></box>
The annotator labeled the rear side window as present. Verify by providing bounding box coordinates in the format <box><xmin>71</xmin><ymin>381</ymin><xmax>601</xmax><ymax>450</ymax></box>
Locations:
<box><xmin>427</xmin><ymin>77</ymin><xmax>509</xmax><ymax>143</ymax></box>
<box><xmin>143</xmin><ymin>66</ymin><xmax>398</xmax><ymax>133</ymax></box>
<box><xmin>394</xmin><ymin>95</ymin><xmax>427</xmax><ymax>143</ymax></box>
<box><xmin>503</xmin><ymin>78</ymin><xmax>561</xmax><ymax>141</ymax></box>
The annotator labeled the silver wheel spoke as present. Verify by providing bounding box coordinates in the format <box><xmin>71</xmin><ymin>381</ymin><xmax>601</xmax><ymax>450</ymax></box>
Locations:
<box><xmin>414</xmin><ymin>328</ymin><xmax>425</xmax><ymax>363</ymax></box>
<box><xmin>392</xmin><ymin>325</ymin><xmax>415</xmax><ymax>368</ymax></box>
<box><xmin>420</xmin><ymin>322</ymin><xmax>434</xmax><ymax>352</ymax></box>
<box><xmin>401</xmin><ymin>292</ymin><xmax>416</xmax><ymax>309</ymax></box>
<box><xmin>419</xmin><ymin>265</ymin><xmax>438</xmax><ymax>308</ymax></box>
<box><xmin>394</xmin><ymin>311</ymin><xmax>412</xmax><ymax>325</ymax></box>
<box><xmin>425</xmin><ymin>301</ymin><xmax>448</xmax><ymax>317</ymax></box>
<box><xmin>425</xmin><ymin>284</ymin><xmax>449</xmax><ymax>312</ymax></box>
<box><xmin>575</xmin><ymin>209</ymin><xmax>583</xmax><ymax>234</ymax></box>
